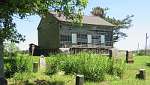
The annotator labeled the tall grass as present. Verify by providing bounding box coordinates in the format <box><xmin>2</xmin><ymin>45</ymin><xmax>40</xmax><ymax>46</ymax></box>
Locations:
<box><xmin>4</xmin><ymin>53</ymin><xmax>39</xmax><ymax>78</ymax></box>
<box><xmin>46</xmin><ymin>52</ymin><xmax>126</xmax><ymax>81</ymax></box>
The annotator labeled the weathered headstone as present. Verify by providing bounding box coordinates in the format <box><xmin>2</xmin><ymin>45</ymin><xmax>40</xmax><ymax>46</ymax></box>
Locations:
<box><xmin>76</xmin><ymin>75</ymin><xmax>84</xmax><ymax>85</ymax></box>
<box><xmin>136</xmin><ymin>69</ymin><xmax>146</xmax><ymax>80</ymax></box>
<box><xmin>39</xmin><ymin>55</ymin><xmax>46</xmax><ymax>71</ymax></box>
<box><xmin>31</xmin><ymin>45</ymin><xmax>35</xmax><ymax>56</ymax></box>
<box><xmin>109</xmin><ymin>48</ymin><xmax>118</xmax><ymax>59</ymax></box>
<box><xmin>33</xmin><ymin>62</ymin><xmax>38</xmax><ymax>72</ymax></box>
<box><xmin>40</xmin><ymin>55</ymin><xmax>44</xmax><ymax>58</ymax></box>
<box><xmin>0</xmin><ymin>77</ymin><xmax>7</xmax><ymax>85</ymax></box>
<box><xmin>126</xmin><ymin>51</ymin><xmax>134</xmax><ymax>63</ymax></box>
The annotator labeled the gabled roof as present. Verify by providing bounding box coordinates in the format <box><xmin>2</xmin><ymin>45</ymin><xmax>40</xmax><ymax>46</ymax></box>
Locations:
<box><xmin>51</xmin><ymin>13</ymin><xmax>114</xmax><ymax>27</ymax></box>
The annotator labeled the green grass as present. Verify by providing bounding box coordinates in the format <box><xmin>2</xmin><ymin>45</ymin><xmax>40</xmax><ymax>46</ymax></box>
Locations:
<box><xmin>94</xmin><ymin>55</ymin><xmax>150</xmax><ymax>85</ymax></box>
<box><xmin>46</xmin><ymin>55</ymin><xmax>150</xmax><ymax>85</ymax></box>
<box><xmin>8</xmin><ymin>55</ymin><xmax>150</xmax><ymax>85</ymax></box>
<box><xmin>45</xmin><ymin>53</ymin><xmax>125</xmax><ymax>81</ymax></box>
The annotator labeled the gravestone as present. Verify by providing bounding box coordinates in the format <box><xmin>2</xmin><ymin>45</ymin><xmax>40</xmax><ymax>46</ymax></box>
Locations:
<box><xmin>126</xmin><ymin>51</ymin><xmax>134</xmax><ymax>63</ymax></box>
<box><xmin>76</xmin><ymin>75</ymin><xmax>84</xmax><ymax>85</ymax></box>
<box><xmin>109</xmin><ymin>48</ymin><xmax>118</xmax><ymax>59</ymax></box>
<box><xmin>31</xmin><ymin>44</ymin><xmax>35</xmax><ymax>56</ymax></box>
<box><xmin>136</xmin><ymin>69</ymin><xmax>146</xmax><ymax>80</ymax></box>
<box><xmin>33</xmin><ymin>62</ymin><xmax>39</xmax><ymax>72</ymax></box>
<box><xmin>39</xmin><ymin>55</ymin><xmax>46</xmax><ymax>71</ymax></box>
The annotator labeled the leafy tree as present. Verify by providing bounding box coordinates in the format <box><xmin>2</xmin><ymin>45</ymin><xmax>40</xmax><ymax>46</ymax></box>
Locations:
<box><xmin>91</xmin><ymin>6</ymin><xmax>134</xmax><ymax>42</ymax></box>
<box><xmin>0</xmin><ymin>0</ymin><xmax>88</xmax><ymax>77</ymax></box>
<box><xmin>4</xmin><ymin>42</ymin><xmax>20</xmax><ymax>53</ymax></box>
<box><xmin>91</xmin><ymin>7</ymin><xmax>108</xmax><ymax>18</ymax></box>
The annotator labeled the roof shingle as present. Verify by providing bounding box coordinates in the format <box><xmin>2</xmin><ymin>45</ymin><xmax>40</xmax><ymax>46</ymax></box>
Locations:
<box><xmin>51</xmin><ymin>13</ymin><xmax>114</xmax><ymax>27</ymax></box>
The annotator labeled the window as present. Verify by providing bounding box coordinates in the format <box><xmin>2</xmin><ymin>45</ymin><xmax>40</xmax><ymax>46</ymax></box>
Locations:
<box><xmin>72</xmin><ymin>33</ymin><xmax>77</xmax><ymax>44</ymax></box>
<box><xmin>101</xmin><ymin>35</ymin><xmax>105</xmax><ymax>44</ymax></box>
<box><xmin>60</xmin><ymin>35</ymin><xmax>71</xmax><ymax>41</ymax></box>
<box><xmin>87</xmin><ymin>35</ymin><xmax>92</xmax><ymax>43</ymax></box>
<box><xmin>77</xmin><ymin>34</ymin><xmax>87</xmax><ymax>39</ymax></box>
<box><xmin>92</xmin><ymin>35</ymin><xmax>99</xmax><ymax>39</ymax></box>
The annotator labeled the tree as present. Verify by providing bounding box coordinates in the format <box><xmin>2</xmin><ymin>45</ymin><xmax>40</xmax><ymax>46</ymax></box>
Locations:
<box><xmin>91</xmin><ymin>6</ymin><xmax>134</xmax><ymax>42</ymax></box>
<box><xmin>91</xmin><ymin>7</ymin><xmax>108</xmax><ymax>18</ymax></box>
<box><xmin>0</xmin><ymin>0</ymin><xmax>88</xmax><ymax>78</ymax></box>
<box><xmin>4</xmin><ymin>42</ymin><xmax>20</xmax><ymax>53</ymax></box>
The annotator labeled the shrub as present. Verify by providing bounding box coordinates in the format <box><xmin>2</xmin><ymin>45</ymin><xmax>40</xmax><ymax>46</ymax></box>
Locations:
<box><xmin>46</xmin><ymin>57</ymin><xmax>59</xmax><ymax>75</ymax></box>
<box><xmin>45</xmin><ymin>54</ymin><xmax>64</xmax><ymax>75</ymax></box>
<box><xmin>46</xmin><ymin>53</ymin><xmax>126</xmax><ymax>81</ymax></box>
<box><xmin>106</xmin><ymin>59</ymin><xmax>126</xmax><ymax>78</ymax></box>
<box><xmin>4</xmin><ymin>54</ymin><xmax>33</xmax><ymax>78</ymax></box>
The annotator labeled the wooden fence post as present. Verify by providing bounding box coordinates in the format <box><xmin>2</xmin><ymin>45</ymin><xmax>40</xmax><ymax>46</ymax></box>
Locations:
<box><xmin>33</xmin><ymin>62</ymin><xmax>38</xmax><ymax>72</ymax></box>
<box><xmin>76</xmin><ymin>75</ymin><xmax>84</xmax><ymax>85</ymax></box>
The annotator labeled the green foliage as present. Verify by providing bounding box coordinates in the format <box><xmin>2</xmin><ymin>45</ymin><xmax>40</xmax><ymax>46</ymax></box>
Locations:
<box><xmin>12</xmin><ymin>72</ymin><xmax>35</xmax><ymax>84</ymax></box>
<box><xmin>105</xmin><ymin>15</ymin><xmax>134</xmax><ymax>42</ymax></box>
<box><xmin>8</xmin><ymin>55</ymin><xmax>150</xmax><ymax>85</ymax></box>
<box><xmin>0</xmin><ymin>0</ymin><xmax>88</xmax><ymax>42</ymax></box>
<box><xmin>109</xmin><ymin>59</ymin><xmax>126</xmax><ymax>78</ymax></box>
<box><xmin>46</xmin><ymin>53</ymin><xmax>126</xmax><ymax>81</ymax></box>
<box><xmin>3</xmin><ymin>42</ymin><xmax>20</xmax><ymax>58</ymax></box>
<box><xmin>4</xmin><ymin>54</ymin><xmax>33</xmax><ymax>78</ymax></box>
<box><xmin>4</xmin><ymin>42</ymin><xmax>20</xmax><ymax>53</ymax></box>
<box><xmin>91</xmin><ymin>7</ymin><xmax>108</xmax><ymax>18</ymax></box>
<box><xmin>0</xmin><ymin>14</ymin><xmax>25</xmax><ymax>42</ymax></box>
<box><xmin>91</xmin><ymin>6</ymin><xmax>134</xmax><ymax>42</ymax></box>
<box><xmin>46</xmin><ymin>55</ymin><xmax>60</xmax><ymax>75</ymax></box>
<box><xmin>134</xmin><ymin>50</ymin><xmax>150</xmax><ymax>56</ymax></box>
<box><xmin>0</xmin><ymin>0</ymin><xmax>88</xmax><ymax>77</ymax></box>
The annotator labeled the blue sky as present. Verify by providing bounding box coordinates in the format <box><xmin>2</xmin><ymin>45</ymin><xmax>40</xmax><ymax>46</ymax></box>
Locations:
<box><xmin>15</xmin><ymin>0</ymin><xmax>150</xmax><ymax>50</ymax></box>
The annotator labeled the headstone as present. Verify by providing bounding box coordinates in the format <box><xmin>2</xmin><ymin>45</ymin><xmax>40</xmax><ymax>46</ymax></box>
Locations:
<box><xmin>31</xmin><ymin>45</ymin><xmax>35</xmax><ymax>56</ymax></box>
<box><xmin>0</xmin><ymin>77</ymin><xmax>7</xmax><ymax>85</ymax></box>
<box><xmin>136</xmin><ymin>69</ymin><xmax>146</xmax><ymax>80</ymax></box>
<box><xmin>76</xmin><ymin>75</ymin><xmax>84</xmax><ymax>85</ymax></box>
<box><xmin>109</xmin><ymin>48</ymin><xmax>118</xmax><ymax>59</ymax></box>
<box><xmin>126</xmin><ymin>51</ymin><xmax>134</xmax><ymax>63</ymax></box>
<box><xmin>39</xmin><ymin>56</ymin><xmax>46</xmax><ymax>70</ymax></box>
<box><xmin>33</xmin><ymin>62</ymin><xmax>38</xmax><ymax>72</ymax></box>
<box><xmin>40</xmin><ymin>55</ymin><xmax>44</xmax><ymax>58</ymax></box>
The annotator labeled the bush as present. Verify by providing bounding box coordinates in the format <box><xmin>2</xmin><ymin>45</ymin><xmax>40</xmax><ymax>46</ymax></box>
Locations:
<box><xmin>46</xmin><ymin>56</ymin><xmax>60</xmax><ymax>75</ymax></box>
<box><xmin>12</xmin><ymin>72</ymin><xmax>35</xmax><ymax>84</ymax></box>
<box><xmin>46</xmin><ymin>53</ymin><xmax>126</xmax><ymax>81</ymax></box>
<box><xmin>4</xmin><ymin>54</ymin><xmax>33</xmax><ymax>78</ymax></box>
<box><xmin>107</xmin><ymin>59</ymin><xmax>126</xmax><ymax>78</ymax></box>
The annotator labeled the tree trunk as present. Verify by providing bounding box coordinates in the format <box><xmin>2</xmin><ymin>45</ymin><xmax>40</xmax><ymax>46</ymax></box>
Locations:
<box><xmin>0</xmin><ymin>40</ymin><xmax>4</xmax><ymax>77</ymax></box>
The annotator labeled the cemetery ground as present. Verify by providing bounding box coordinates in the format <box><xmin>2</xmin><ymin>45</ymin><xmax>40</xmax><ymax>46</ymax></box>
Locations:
<box><xmin>5</xmin><ymin>53</ymin><xmax>150</xmax><ymax>85</ymax></box>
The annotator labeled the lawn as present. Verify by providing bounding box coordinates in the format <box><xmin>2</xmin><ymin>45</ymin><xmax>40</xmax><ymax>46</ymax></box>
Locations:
<box><xmin>86</xmin><ymin>55</ymin><xmax>150</xmax><ymax>85</ymax></box>
<box><xmin>46</xmin><ymin>55</ymin><xmax>150</xmax><ymax>85</ymax></box>
<box><xmin>110</xmin><ymin>55</ymin><xmax>150</xmax><ymax>85</ymax></box>
<box><xmin>7</xmin><ymin>55</ymin><xmax>150</xmax><ymax>85</ymax></box>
